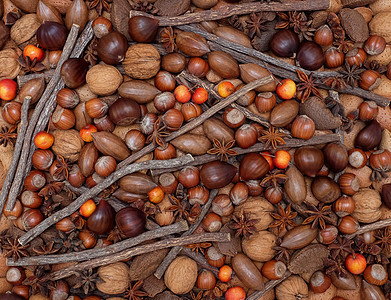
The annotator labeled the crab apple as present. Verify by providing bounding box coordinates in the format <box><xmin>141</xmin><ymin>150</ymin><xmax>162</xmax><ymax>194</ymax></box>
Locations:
<box><xmin>225</xmin><ymin>286</ymin><xmax>246</xmax><ymax>300</ymax></box>
<box><xmin>192</xmin><ymin>87</ymin><xmax>208</xmax><ymax>104</ymax></box>
<box><xmin>218</xmin><ymin>81</ymin><xmax>235</xmax><ymax>98</ymax></box>
<box><xmin>261</xmin><ymin>151</ymin><xmax>274</xmax><ymax>170</ymax></box>
<box><xmin>219</xmin><ymin>265</ymin><xmax>233</xmax><ymax>282</ymax></box>
<box><xmin>34</xmin><ymin>131</ymin><xmax>54</xmax><ymax>149</ymax></box>
<box><xmin>79</xmin><ymin>199</ymin><xmax>96</xmax><ymax>217</ymax></box>
<box><xmin>174</xmin><ymin>85</ymin><xmax>191</xmax><ymax>103</ymax></box>
<box><xmin>80</xmin><ymin>124</ymin><xmax>98</xmax><ymax>142</ymax></box>
<box><xmin>276</xmin><ymin>78</ymin><xmax>296</xmax><ymax>100</ymax></box>
<box><xmin>345</xmin><ymin>253</ymin><xmax>367</xmax><ymax>274</ymax></box>
<box><xmin>0</xmin><ymin>79</ymin><xmax>17</xmax><ymax>101</ymax></box>
<box><xmin>273</xmin><ymin>150</ymin><xmax>291</xmax><ymax>169</ymax></box>
<box><xmin>23</xmin><ymin>44</ymin><xmax>45</xmax><ymax>62</ymax></box>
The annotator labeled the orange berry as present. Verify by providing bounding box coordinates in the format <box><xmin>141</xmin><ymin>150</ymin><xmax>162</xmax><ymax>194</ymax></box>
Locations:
<box><xmin>80</xmin><ymin>124</ymin><xmax>98</xmax><ymax>142</ymax></box>
<box><xmin>218</xmin><ymin>81</ymin><xmax>235</xmax><ymax>98</ymax></box>
<box><xmin>218</xmin><ymin>265</ymin><xmax>233</xmax><ymax>282</ymax></box>
<box><xmin>174</xmin><ymin>85</ymin><xmax>191</xmax><ymax>103</ymax></box>
<box><xmin>34</xmin><ymin>131</ymin><xmax>54</xmax><ymax>149</ymax></box>
<box><xmin>79</xmin><ymin>199</ymin><xmax>96</xmax><ymax>217</ymax></box>
<box><xmin>345</xmin><ymin>253</ymin><xmax>367</xmax><ymax>274</ymax></box>
<box><xmin>192</xmin><ymin>87</ymin><xmax>208</xmax><ymax>104</ymax></box>
<box><xmin>273</xmin><ymin>150</ymin><xmax>291</xmax><ymax>169</ymax></box>
<box><xmin>276</xmin><ymin>78</ymin><xmax>296</xmax><ymax>100</ymax></box>
<box><xmin>148</xmin><ymin>186</ymin><xmax>164</xmax><ymax>204</ymax></box>
<box><xmin>225</xmin><ymin>286</ymin><xmax>246</xmax><ymax>300</ymax></box>
<box><xmin>261</xmin><ymin>151</ymin><xmax>274</xmax><ymax>170</ymax></box>
<box><xmin>23</xmin><ymin>44</ymin><xmax>45</xmax><ymax>62</ymax></box>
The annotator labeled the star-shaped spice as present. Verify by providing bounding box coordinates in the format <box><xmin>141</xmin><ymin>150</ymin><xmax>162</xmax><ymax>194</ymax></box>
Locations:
<box><xmin>261</xmin><ymin>170</ymin><xmax>288</xmax><ymax>188</ymax></box>
<box><xmin>273</xmin><ymin>237</ymin><xmax>293</xmax><ymax>264</ymax></box>
<box><xmin>324</xmin><ymin>256</ymin><xmax>348</xmax><ymax>277</ymax></box>
<box><xmin>246</xmin><ymin>12</ymin><xmax>267</xmax><ymax>38</ymax></box>
<box><xmin>339</xmin><ymin>61</ymin><xmax>365</xmax><ymax>87</ymax></box>
<box><xmin>146</xmin><ymin>117</ymin><xmax>170</xmax><ymax>148</ymax></box>
<box><xmin>39</xmin><ymin>181</ymin><xmax>65</xmax><ymax>199</ymax></box>
<box><xmin>302</xmin><ymin>204</ymin><xmax>334</xmax><ymax>230</ymax></box>
<box><xmin>123</xmin><ymin>280</ymin><xmax>147</xmax><ymax>300</ymax></box>
<box><xmin>33</xmin><ymin>241</ymin><xmax>60</xmax><ymax>255</ymax></box>
<box><xmin>328</xmin><ymin>236</ymin><xmax>354</xmax><ymax>259</ymax></box>
<box><xmin>184</xmin><ymin>242</ymin><xmax>212</xmax><ymax>255</ymax></box>
<box><xmin>158</xmin><ymin>27</ymin><xmax>177</xmax><ymax>53</ymax></box>
<box><xmin>207</xmin><ymin>139</ymin><xmax>237</xmax><ymax>162</ymax></box>
<box><xmin>374</xmin><ymin>227</ymin><xmax>391</xmax><ymax>255</ymax></box>
<box><xmin>296</xmin><ymin>70</ymin><xmax>322</xmax><ymax>102</ymax></box>
<box><xmin>51</xmin><ymin>155</ymin><xmax>70</xmax><ymax>180</ymax></box>
<box><xmin>18</xmin><ymin>55</ymin><xmax>46</xmax><ymax>73</ymax></box>
<box><xmin>230</xmin><ymin>209</ymin><xmax>259</xmax><ymax>238</ymax></box>
<box><xmin>270</xmin><ymin>204</ymin><xmax>297</xmax><ymax>235</ymax></box>
<box><xmin>1</xmin><ymin>237</ymin><xmax>30</xmax><ymax>262</ymax></box>
<box><xmin>0</xmin><ymin>125</ymin><xmax>18</xmax><ymax>147</ymax></box>
<box><xmin>88</xmin><ymin>0</ymin><xmax>111</xmax><ymax>15</ymax></box>
<box><xmin>258</xmin><ymin>126</ymin><xmax>286</xmax><ymax>149</ymax></box>
<box><xmin>322</xmin><ymin>76</ymin><xmax>347</xmax><ymax>90</ymax></box>
<box><xmin>276</xmin><ymin>11</ymin><xmax>315</xmax><ymax>41</ymax></box>
<box><xmin>74</xmin><ymin>268</ymin><xmax>102</xmax><ymax>294</ymax></box>
<box><xmin>23</xmin><ymin>266</ymin><xmax>51</xmax><ymax>296</ymax></box>
<box><xmin>165</xmin><ymin>194</ymin><xmax>190</xmax><ymax>221</ymax></box>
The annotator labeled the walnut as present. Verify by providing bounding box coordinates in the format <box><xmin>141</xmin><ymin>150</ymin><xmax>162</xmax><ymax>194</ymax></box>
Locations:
<box><xmin>164</xmin><ymin>256</ymin><xmax>197</xmax><ymax>294</ymax></box>
<box><xmin>10</xmin><ymin>14</ymin><xmax>41</xmax><ymax>45</ymax></box>
<box><xmin>122</xmin><ymin>44</ymin><xmax>160</xmax><ymax>80</ymax></box>
<box><xmin>242</xmin><ymin>230</ymin><xmax>277</xmax><ymax>262</ymax></box>
<box><xmin>96</xmin><ymin>262</ymin><xmax>129</xmax><ymax>294</ymax></box>
<box><xmin>0</xmin><ymin>48</ymin><xmax>21</xmax><ymax>80</ymax></box>
<box><xmin>352</xmin><ymin>188</ymin><xmax>382</xmax><ymax>223</ymax></box>
<box><xmin>52</xmin><ymin>130</ymin><xmax>84</xmax><ymax>162</ymax></box>
<box><xmin>86</xmin><ymin>64</ymin><xmax>123</xmax><ymax>96</ymax></box>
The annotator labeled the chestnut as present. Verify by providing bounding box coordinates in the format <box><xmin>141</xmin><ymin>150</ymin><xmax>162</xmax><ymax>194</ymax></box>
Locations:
<box><xmin>86</xmin><ymin>200</ymin><xmax>115</xmax><ymax>235</ymax></box>
<box><xmin>128</xmin><ymin>16</ymin><xmax>158</xmax><ymax>43</ymax></box>
<box><xmin>36</xmin><ymin>21</ymin><xmax>68</xmax><ymax>50</ymax></box>
<box><xmin>97</xmin><ymin>31</ymin><xmax>128</xmax><ymax>65</ymax></box>
<box><xmin>382</xmin><ymin>183</ymin><xmax>391</xmax><ymax>209</ymax></box>
<box><xmin>294</xmin><ymin>146</ymin><xmax>324</xmax><ymax>177</ymax></box>
<box><xmin>323</xmin><ymin>143</ymin><xmax>348</xmax><ymax>173</ymax></box>
<box><xmin>296</xmin><ymin>41</ymin><xmax>325</xmax><ymax>71</ymax></box>
<box><xmin>239</xmin><ymin>153</ymin><xmax>269</xmax><ymax>180</ymax></box>
<box><xmin>94</xmin><ymin>115</ymin><xmax>115</xmax><ymax>132</ymax></box>
<box><xmin>115</xmin><ymin>207</ymin><xmax>146</xmax><ymax>238</ymax></box>
<box><xmin>269</xmin><ymin>30</ymin><xmax>299</xmax><ymax>58</ymax></box>
<box><xmin>108</xmin><ymin>98</ymin><xmax>141</xmax><ymax>126</ymax></box>
<box><xmin>364</xmin><ymin>35</ymin><xmax>386</xmax><ymax>56</ymax></box>
<box><xmin>200</xmin><ymin>161</ymin><xmax>237</xmax><ymax>189</ymax></box>
<box><xmin>311</xmin><ymin>176</ymin><xmax>341</xmax><ymax>203</ymax></box>
<box><xmin>354</xmin><ymin>120</ymin><xmax>382</xmax><ymax>150</ymax></box>
<box><xmin>154</xmin><ymin>71</ymin><xmax>176</xmax><ymax>92</ymax></box>
<box><xmin>60</xmin><ymin>58</ymin><xmax>89</xmax><ymax>89</ymax></box>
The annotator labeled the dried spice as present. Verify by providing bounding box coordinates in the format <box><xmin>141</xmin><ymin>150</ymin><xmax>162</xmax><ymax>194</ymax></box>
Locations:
<box><xmin>270</xmin><ymin>204</ymin><xmax>297</xmax><ymax>236</ymax></box>
<box><xmin>296</xmin><ymin>70</ymin><xmax>322</xmax><ymax>102</ymax></box>
<box><xmin>230</xmin><ymin>209</ymin><xmax>259</xmax><ymax>238</ymax></box>
<box><xmin>73</xmin><ymin>269</ymin><xmax>103</xmax><ymax>294</ymax></box>
<box><xmin>1</xmin><ymin>237</ymin><xmax>30</xmax><ymax>262</ymax></box>
<box><xmin>276</xmin><ymin>11</ymin><xmax>315</xmax><ymax>41</ymax></box>
<box><xmin>88</xmin><ymin>0</ymin><xmax>112</xmax><ymax>15</ymax></box>
<box><xmin>207</xmin><ymin>139</ymin><xmax>237</xmax><ymax>162</ymax></box>
<box><xmin>18</xmin><ymin>55</ymin><xmax>46</xmax><ymax>73</ymax></box>
<box><xmin>0</xmin><ymin>125</ymin><xmax>18</xmax><ymax>147</ymax></box>
<box><xmin>158</xmin><ymin>27</ymin><xmax>177</xmax><ymax>53</ymax></box>
<box><xmin>146</xmin><ymin>117</ymin><xmax>170</xmax><ymax>148</ymax></box>
<box><xmin>302</xmin><ymin>204</ymin><xmax>334</xmax><ymax>230</ymax></box>
<box><xmin>246</xmin><ymin>12</ymin><xmax>267</xmax><ymax>38</ymax></box>
<box><xmin>258</xmin><ymin>126</ymin><xmax>286</xmax><ymax>149</ymax></box>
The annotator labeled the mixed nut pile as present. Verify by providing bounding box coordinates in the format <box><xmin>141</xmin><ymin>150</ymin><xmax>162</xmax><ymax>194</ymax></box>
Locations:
<box><xmin>2</xmin><ymin>0</ymin><xmax>391</xmax><ymax>299</ymax></box>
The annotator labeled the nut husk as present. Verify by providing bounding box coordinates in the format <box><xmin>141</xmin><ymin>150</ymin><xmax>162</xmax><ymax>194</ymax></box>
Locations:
<box><xmin>171</xmin><ymin>134</ymin><xmax>211</xmax><ymax>155</ymax></box>
<box><xmin>91</xmin><ymin>131</ymin><xmax>130</xmax><ymax>161</ymax></box>
<box><xmin>19</xmin><ymin>78</ymin><xmax>45</xmax><ymax>104</ymax></box>
<box><xmin>0</xmin><ymin>21</ymin><xmax>9</xmax><ymax>50</ymax></box>
<box><xmin>300</xmin><ymin>97</ymin><xmax>342</xmax><ymax>130</ymax></box>
<box><xmin>288</xmin><ymin>244</ymin><xmax>330</xmax><ymax>274</ymax></box>
<box><xmin>96</xmin><ymin>262</ymin><xmax>129</xmax><ymax>294</ymax></box>
<box><xmin>340</xmin><ymin>8</ymin><xmax>369</xmax><ymax>42</ymax></box>
<box><xmin>86</xmin><ymin>64</ymin><xmax>123</xmax><ymax>96</ymax></box>
<box><xmin>164</xmin><ymin>256</ymin><xmax>197</xmax><ymax>295</ymax></box>
<box><xmin>52</xmin><ymin>130</ymin><xmax>84</xmax><ymax>162</ymax></box>
<box><xmin>118</xmin><ymin>80</ymin><xmax>160</xmax><ymax>104</ymax></box>
<box><xmin>155</xmin><ymin>0</ymin><xmax>190</xmax><ymax>17</ymax></box>
<box><xmin>352</xmin><ymin>188</ymin><xmax>382</xmax><ymax>223</ymax></box>
<box><xmin>242</xmin><ymin>230</ymin><xmax>276</xmax><ymax>262</ymax></box>
<box><xmin>122</xmin><ymin>44</ymin><xmax>161</xmax><ymax>79</ymax></box>
<box><xmin>285</xmin><ymin>165</ymin><xmax>306</xmax><ymax>204</ymax></box>
<box><xmin>10</xmin><ymin>14</ymin><xmax>41</xmax><ymax>45</ymax></box>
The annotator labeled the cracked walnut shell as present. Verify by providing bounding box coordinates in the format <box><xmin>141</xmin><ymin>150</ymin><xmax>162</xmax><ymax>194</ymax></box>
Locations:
<box><xmin>122</xmin><ymin>44</ymin><xmax>160</xmax><ymax>80</ymax></box>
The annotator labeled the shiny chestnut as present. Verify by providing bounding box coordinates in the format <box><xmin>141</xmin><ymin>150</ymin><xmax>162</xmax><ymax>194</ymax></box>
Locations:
<box><xmin>115</xmin><ymin>207</ymin><xmax>146</xmax><ymax>238</ymax></box>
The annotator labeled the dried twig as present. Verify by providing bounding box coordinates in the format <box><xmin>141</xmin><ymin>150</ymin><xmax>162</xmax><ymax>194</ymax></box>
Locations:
<box><xmin>345</xmin><ymin>218</ymin><xmax>391</xmax><ymax>240</ymax></box>
<box><xmin>49</xmin><ymin>232</ymin><xmax>230</xmax><ymax>281</ymax></box>
<box><xmin>0</xmin><ymin>97</ymin><xmax>31</xmax><ymax>213</ymax></box>
<box><xmin>154</xmin><ymin>189</ymin><xmax>219</xmax><ymax>279</ymax></box>
<box><xmin>18</xmin><ymin>155</ymin><xmax>194</xmax><ymax>245</ymax></box>
<box><xmin>8</xmin><ymin>221</ymin><xmax>189</xmax><ymax>266</ymax></box>
<box><xmin>129</xmin><ymin>0</ymin><xmax>331</xmax><ymax>26</ymax></box>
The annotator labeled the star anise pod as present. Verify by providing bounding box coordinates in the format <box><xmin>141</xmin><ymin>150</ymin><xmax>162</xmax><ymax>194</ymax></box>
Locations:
<box><xmin>131</xmin><ymin>0</ymin><xmax>159</xmax><ymax>14</ymax></box>
<box><xmin>270</xmin><ymin>204</ymin><xmax>297</xmax><ymax>235</ymax></box>
<box><xmin>74</xmin><ymin>268</ymin><xmax>102</xmax><ymax>294</ymax></box>
<box><xmin>189</xmin><ymin>290</ymin><xmax>204</xmax><ymax>300</ymax></box>
<box><xmin>322</xmin><ymin>76</ymin><xmax>347</xmax><ymax>90</ymax></box>
<box><xmin>258</xmin><ymin>126</ymin><xmax>286</xmax><ymax>149</ymax></box>
<box><xmin>228</xmin><ymin>15</ymin><xmax>248</xmax><ymax>33</ymax></box>
<box><xmin>54</xmin><ymin>231</ymin><xmax>83</xmax><ymax>253</ymax></box>
<box><xmin>107</xmin><ymin>226</ymin><xmax>125</xmax><ymax>243</ymax></box>
<box><xmin>364</xmin><ymin>60</ymin><xmax>388</xmax><ymax>74</ymax></box>
<box><xmin>324</xmin><ymin>256</ymin><xmax>348</xmax><ymax>277</ymax></box>
<box><xmin>272</xmin><ymin>237</ymin><xmax>293</xmax><ymax>264</ymax></box>
<box><xmin>334</xmin><ymin>39</ymin><xmax>354</xmax><ymax>53</ymax></box>
<box><xmin>339</xmin><ymin>61</ymin><xmax>365</xmax><ymax>87</ymax></box>
<box><xmin>246</xmin><ymin>12</ymin><xmax>267</xmax><ymax>38</ymax></box>
<box><xmin>40</xmin><ymin>198</ymin><xmax>61</xmax><ymax>217</ymax></box>
<box><xmin>123</xmin><ymin>280</ymin><xmax>148</xmax><ymax>300</ymax></box>
<box><xmin>33</xmin><ymin>241</ymin><xmax>60</xmax><ymax>255</ymax></box>
<box><xmin>187</xmin><ymin>203</ymin><xmax>202</xmax><ymax>224</ymax></box>
<box><xmin>158</xmin><ymin>27</ymin><xmax>177</xmax><ymax>53</ymax></box>
<box><xmin>18</xmin><ymin>55</ymin><xmax>46</xmax><ymax>73</ymax></box>
<box><xmin>1</xmin><ymin>237</ymin><xmax>30</xmax><ymax>262</ymax></box>
<box><xmin>296</xmin><ymin>70</ymin><xmax>322</xmax><ymax>102</ymax></box>
<box><xmin>374</xmin><ymin>227</ymin><xmax>391</xmax><ymax>256</ymax></box>
<box><xmin>165</xmin><ymin>194</ymin><xmax>190</xmax><ymax>221</ymax></box>
<box><xmin>185</xmin><ymin>242</ymin><xmax>212</xmax><ymax>255</ymax></box>
<box><xmin>84</xmin><ymin>37</ymin><xmax>98</xmax><ymax>66</ymax></box>
<box><xmin>261</xmin><ymin>170</ymin><xmax>288</xmax><ymax>188</ymax></box>
<box><xmin>88</xmin><ymin>0</ymin><xmax>111</xmax><ymax>15</ymax></box>
<box><xmin>276</xmin><ymin>11</ymin><xmax>314</xmax><ymax>41</ymax></box>
<box><xmin>0</xmin><ymin>229</ymin><xmax>11</xmax><ymax>244</ymax></box>
<box><xmin>230</xmin><ymin>209</ymin><xmax>259</xmax><ymax>238</ymax></box>
<box><xmin>207</xmin><ymin>139</ymin><xmax>237</xmax><ymax>162</ymax></box>
<box><xmin>0</xmin><ymin>125</ymin><xmax>18</xmax><ymax>147</ymax></box>
<box><xmin>354</xmin><ymin>235</ymin><xmax>389</xmax><ymax>265</ymax></box>
<box><xmin>328</xmin><ymin>236</ymin><xmax>354</xmax><ymax>259</ymax></box>
<box><xmin>302</xmin><ymin>204</ymin><xmax>334</xmax><ymax>230</ymax></box>
<box><xmin>324</xmin><ymin>96</ymin><xmax>345</xmax><ymax>117</ymax></box>
<box><xmin>51</xmin><ymin>155</ymin><xmax>70</xmax><ymax>180</ymax></box>
<box><xmin>23</xmin><ymin>266</ymin><xmax>51</xmax><ymax>296</ymax></box>
<box><xmin>146</xmin><ymin>117</ymin><xmax>170</xmax><ymax>148</ymax></box>
<box><xmin>38</xmin><ymin>181</ymin><xmax>65</xmax><ymax>199</ymax></box>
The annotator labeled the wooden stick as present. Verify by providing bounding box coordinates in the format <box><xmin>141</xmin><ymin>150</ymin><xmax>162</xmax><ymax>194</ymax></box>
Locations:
<box><xmin>18</xmin><ymin>155</ymin><xmax>194</xmax><ymax>245</ymax></box>
<box><xmin>24</xmin><ymin>21</ymin><xmax>95</xmax><ymax>179</ymax></box>
<box><xmin>8</xmin><ymin>220</ymin><xmax>188</xmax><ymax>266</ymax></box>
<box><xmin>0</xmin><ymin>97</ymin><xmax>31</xmax><ymax>213</ymax></box>
<box><xmin>17</xmin><ymin>70</ymin><xmax>55</xmax><ymax>87</ymax></box>
<box><xmin>345</xmin><ymin>218</ymin><xmax>391</xmax><ymax>240</ymax></box>
<box><xmin>118</xmin><ymin>74</ymin><xmax>274</xmax><ymax>169</ymax></box>
<box><xmin>49</xmin><ymin>232</ymin><xmax>230</xmax><ymax>281</ymax></box>
<box><xmin>247</xmin><ymin>271</ymin><xmax>292</xmax><ymax>300</ymax></box>
<box><xmin>151</xmin><ymin>134</ymin><xmax>341</xmax><ymax>176</ymax></box>
<box><xmin>154</xmin><ymin>189</ymin><xmax>219</xmax><ymax>279</ymax></box>
<box><xmin>129</xmin><ymin>0</ymin><xmax>331</xmax><ymax>26</ymax></box>
<box><xmin>180</xmin><ymin>24</ymin><xmax>390</xmax><ymax>107</ymax></box>
<box><xmin>5</xmin><ymin>24</ymin><xmax>80</xmax><ymax>212</ymax></box>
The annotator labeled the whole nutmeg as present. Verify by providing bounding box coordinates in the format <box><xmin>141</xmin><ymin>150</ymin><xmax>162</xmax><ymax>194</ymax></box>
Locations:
<box><xmin>115</xmin><ymin>207</ymin><xmax>146</xmax><ymax>238</ymax></box>
<box><xmin>164</xmin><ymin>256</ymin><xmax>198</xmax><ymax>294</ymax></box>
<box><xmin>128</xmin><ymin>16</ymin><xmax>158</xmax><ymax>43</ymax></box>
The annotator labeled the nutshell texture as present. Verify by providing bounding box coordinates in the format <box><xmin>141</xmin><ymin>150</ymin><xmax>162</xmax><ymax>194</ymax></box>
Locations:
<box><xmin>369</xmin><ymin>12</ymin><xmax>391</xmax><ymax>43</ymax></box>
<box><xmin>164</xmin><ymin>256</ymin><xmax>197</xmax><ymax>294</ymax></box>
<box><xmin>340</xmin><ymin>8</ymin><xmax>369</xmax><ymax>42</ymax></box>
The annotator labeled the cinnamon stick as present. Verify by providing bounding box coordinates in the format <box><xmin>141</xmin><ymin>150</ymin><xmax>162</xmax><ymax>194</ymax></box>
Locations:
<box><xmin>49</xmin><ymin>232</ymin><xmax>230</xmax><ymax>281</ymax></box>
<box><xmin>151</xmin><ymin>134</ymin><xmax>341</xmax><ymax>176</ymax></box>
<box><xmin>154</xmin><ymin>189</ymin><xmax>219</xmax><ymax>279</ymax></box>
<box><xmin>5</xmin><ymin>24</ymin><xmax>80</xmax><ymax>212</ymax></box>
<box><xmin>8</xmin><ymin>220</ymin><xmax>189</xmax><ymax>266</ymax></box>
<box><xmin>129</xmin><ymin>0</ymin><xmax>331</xmax><ymax>26</ymax></box>
<box><xmin>247</xmin><ymin>271</ymin><xmax>292</xmax><ymax>300</ymax></box>
<box><xmin>345</xmin><ymin>218</ymin><xmax>391</xmax><ymax>240</ymax></box>
<box><xmin>0</xmin><ymin>96</ymin><xmax>31</xmax><ymax>213</ymax></box>
<box><xmin>18</xmin><ymin>155</ymin><xmax>194</xmax><ymax>245</ymax></box>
